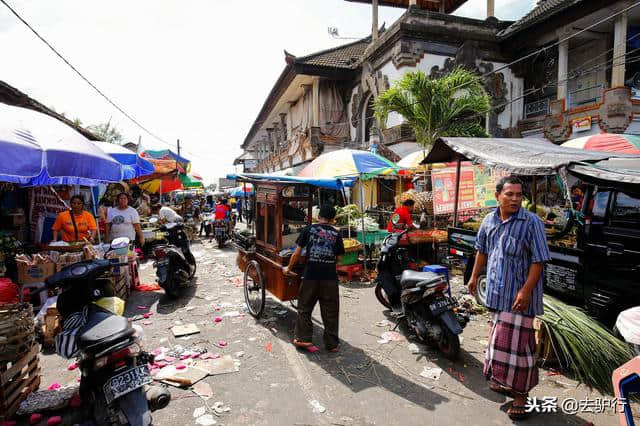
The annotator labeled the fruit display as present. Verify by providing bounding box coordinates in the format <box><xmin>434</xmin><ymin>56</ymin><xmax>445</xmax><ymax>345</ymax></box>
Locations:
<box><xmin>343</xmin><ymin>238</ymin><xmax>362</xmax><ymax>253</ymax></box>
<box><xmin>395</xmin><ymin>190</ymin><xmax>433</xmax><ymax>214</ymax></box>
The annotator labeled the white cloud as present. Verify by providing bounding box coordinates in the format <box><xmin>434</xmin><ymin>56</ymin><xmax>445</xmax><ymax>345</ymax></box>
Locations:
<box><xmin>0</xmin><ymin>0</ymin><xmax>534</xmax><ymax>185</ymax></box>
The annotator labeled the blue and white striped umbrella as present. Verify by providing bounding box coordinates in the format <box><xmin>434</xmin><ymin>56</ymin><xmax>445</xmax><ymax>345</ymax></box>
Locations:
<box><xmin>0</xmin><ymin>103</ymin><xmax>123</xmax><ymax>185</ymax></box>
<box><xmin>93</xmin><ymin>141</ymin><xmax>154</xmax><ymax>180</ymax></box>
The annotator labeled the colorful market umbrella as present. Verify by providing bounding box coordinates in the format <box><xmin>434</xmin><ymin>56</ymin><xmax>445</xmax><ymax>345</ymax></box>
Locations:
<box><xmin>561</xmin><ymin>133</ymin><xmax>640</xmax><ymax>154</ymax></box>
<box><xmin>228</xmin><ymin>184</ymin><xmax>254</xmax><ymax>197</ymax></box>
<box><xmin>0</xmin><ymin>103</ymin><xmax>123</xmax><ymax>185</ymax></box>
<box><xmin>141</xmin><ymin>149</ymin><xmax>191</xmax><ymax>173</ymax></box>
<box><xmin>398</xmin><ymin>150</ymin><xmax>430</xmax><ymax>169</ymax></box>
<box><xmin>297</xmin><ymin>149</ymin><xmax>401</xmax><ymax>179</ymax></box>
<box><xmin>139</xmin><ymin>177</ymin><xmax>183</xmax><ymax>193</ymax></box>
<box><xmin>179</xmin><ymin>173</ymin><xmax>203</xmax><ymax>189</ymax></box>
<box><xmin>92</xmin><ymin>141</ymin><xmax>154</xmax><ymax>179</ymax></box>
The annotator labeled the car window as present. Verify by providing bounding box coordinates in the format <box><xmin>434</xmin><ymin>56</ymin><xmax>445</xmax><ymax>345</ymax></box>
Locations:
<box><xmin>611</xmin><ymin>192</ymin><xmax>640</xmax><ymax>226</ymax></box>
<box><xmin>591</xmin><ymin>190</ymin><xmax>610</xmax><ymax>222</ymax></box>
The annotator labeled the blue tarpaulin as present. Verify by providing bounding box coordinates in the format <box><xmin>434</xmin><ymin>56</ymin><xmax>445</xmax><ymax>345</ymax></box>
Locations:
<box><xmin>226</xmin><ymin>173</ymin><xmax>354</xmax><ymax>190</ymax></box>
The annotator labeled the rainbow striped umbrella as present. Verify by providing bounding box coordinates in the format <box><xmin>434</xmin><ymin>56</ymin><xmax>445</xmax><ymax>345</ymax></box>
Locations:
<box><xmin>562</xmin><ymin>133</ymin><xmax>640</xmax><ymax>154</ymax></box>
<box><xmin>297</xmin><ymin>149</ymin><xmax>401</xmax><ymax>179</ymax></box>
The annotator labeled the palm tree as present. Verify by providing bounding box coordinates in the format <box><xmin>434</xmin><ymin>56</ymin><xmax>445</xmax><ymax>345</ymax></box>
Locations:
<box><xmin>374</xmin><ymin>68</ymin><xmax>490</xmax><ymax>148</ymax></box>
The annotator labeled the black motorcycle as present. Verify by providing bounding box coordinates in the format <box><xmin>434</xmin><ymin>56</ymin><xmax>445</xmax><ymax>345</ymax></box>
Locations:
<box><xmin>153</xmin><ymin>222</ymin><xmax>197</xmax><ymax>298</ymax></box>
<box><xmin>42</xmin><ymin>258</ymin><xmax>171</xmax><ymax>425</ymax></box>
<box><xmin>214</xmin><ymin>219</ymin><xmax>228</xmax><ymax>248</ymax></box>
<box><xmin>374</xmin><ymin>230</ymin><xmax>468</xmax><ymax>360</ymax></box>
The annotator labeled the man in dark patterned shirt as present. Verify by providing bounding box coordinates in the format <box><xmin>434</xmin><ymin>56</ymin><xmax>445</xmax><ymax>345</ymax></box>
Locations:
<box><xmin>284</xmin><ymin>205</ymin><xmax>344</xmax><ymax>352</ymax></box>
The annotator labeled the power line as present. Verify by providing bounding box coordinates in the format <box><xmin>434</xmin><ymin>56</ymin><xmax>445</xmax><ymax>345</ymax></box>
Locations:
<box><xmin>0</xmin><ymin>0</ymin><xmax>176</xmax><ymax>148</ymax></box>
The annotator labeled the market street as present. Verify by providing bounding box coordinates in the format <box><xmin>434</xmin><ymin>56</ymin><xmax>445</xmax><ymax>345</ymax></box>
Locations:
<box><xmin>36</xmin><ymin>238</ymin><xmax>616</xmax><ymax>426</ymax></box>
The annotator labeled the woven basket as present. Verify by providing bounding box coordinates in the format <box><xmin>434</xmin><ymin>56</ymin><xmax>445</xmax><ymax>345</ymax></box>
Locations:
<box><xmin>0</xmin><ymin>303</ymin><xmax>35</xmax><ymax>362</ymax></box>
<box><xmin>395</xmin><ymin>190</ymin><xmax>434</xmax><ymax>215</ymax></box>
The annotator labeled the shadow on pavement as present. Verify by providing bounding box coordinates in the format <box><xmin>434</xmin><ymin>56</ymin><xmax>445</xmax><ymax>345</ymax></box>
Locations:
<box><xmin>253</xmin><ymin>299</ymin><xmax>450</xmax><ymax>412</ymax></box>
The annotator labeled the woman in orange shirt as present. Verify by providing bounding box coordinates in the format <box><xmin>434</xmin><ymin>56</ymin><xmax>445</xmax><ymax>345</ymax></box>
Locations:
<box><xmin>52</xmin><ymin>195</ymin><xmax>97</xmax><ymax>243</ymax></box>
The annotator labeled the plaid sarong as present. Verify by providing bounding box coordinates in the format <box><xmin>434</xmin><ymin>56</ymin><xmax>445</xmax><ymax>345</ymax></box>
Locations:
<box><xmin>483</xmin><ymin>311</ymin><xmax>538</xmax><ymax>394</ymax></box>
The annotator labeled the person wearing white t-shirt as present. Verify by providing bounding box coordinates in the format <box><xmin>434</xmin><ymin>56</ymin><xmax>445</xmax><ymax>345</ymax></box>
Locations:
<box><xmin>106</xmin><ymin>193</ymin><xmax>145</xmax><ymax>246</ymax></box>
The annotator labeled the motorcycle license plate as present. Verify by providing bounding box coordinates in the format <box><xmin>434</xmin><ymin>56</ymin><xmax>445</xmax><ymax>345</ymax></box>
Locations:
<box><xmin>428</xmin><ymin>296</ymin><xmax>458</xmax><ymax>316</ymax></box>
<box><xmin>103</xmin><ymin>365</ymin><xmax>151</xmax><ymax>404</ymax></box>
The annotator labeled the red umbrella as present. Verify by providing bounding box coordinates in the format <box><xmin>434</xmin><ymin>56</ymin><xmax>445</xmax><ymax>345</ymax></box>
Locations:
<box><xmin>562</xmin><ymin>133</ymin><xmax>640</xmax><ymax>154</ymax></box>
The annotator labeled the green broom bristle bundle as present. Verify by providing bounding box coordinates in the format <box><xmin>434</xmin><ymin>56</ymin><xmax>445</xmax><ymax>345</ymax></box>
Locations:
<box><xmin>539</xmin><ymin>296</ymin><xmax>634</xmax><ymax>396</ymax></box>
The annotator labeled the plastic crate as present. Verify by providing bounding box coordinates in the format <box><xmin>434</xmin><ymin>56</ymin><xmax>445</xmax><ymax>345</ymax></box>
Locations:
<box><xmin>338</xmin><ymin>251</ymin><xmax>359</xmax><ymax>266</ymax></box>
<box><xmin>356</xmin><ymin>230</ymin><xmax>390</xmax><ymax>246</ymax></box>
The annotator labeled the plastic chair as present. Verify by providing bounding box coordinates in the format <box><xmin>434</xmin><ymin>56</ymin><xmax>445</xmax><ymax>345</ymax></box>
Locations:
<box><xmin>612</xmin><ymin>356</ymin><xmax>640</xmax><ymax>425</ymax></box>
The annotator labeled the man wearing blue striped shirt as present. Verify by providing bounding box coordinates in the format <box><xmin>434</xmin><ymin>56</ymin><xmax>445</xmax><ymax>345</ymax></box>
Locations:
<box><xmin>468</xmin><ymin>175</ymin><xmax>551</xmax><ymax>421</ymax></box>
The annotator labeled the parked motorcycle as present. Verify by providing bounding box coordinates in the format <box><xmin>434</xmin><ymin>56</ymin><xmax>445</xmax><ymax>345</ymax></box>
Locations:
<box><xmin>200</xmin><ymin>212</ymin><xmax>214</xmax><ymax>241</ymax></box>
<box><xmin>41</xmin><ymin>253</ymin><xmax>171</xmax><ymax>425</ymax></box>
<box><xmin>374</xmin><ymin>229</ymin><xmax>468</xmax><ymax>360</ymax></box>
<box><xmin>153</xmin><ymin>222</ymin><xmax>197</xmax><ymax>298</ymax></box>
<box><xmin>214</xmin><ymin>219</ymin><xmax>228</xmax><ymax>248</ymax></box>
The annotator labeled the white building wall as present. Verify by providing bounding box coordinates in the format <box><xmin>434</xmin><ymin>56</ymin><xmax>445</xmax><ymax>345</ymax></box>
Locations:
<box><xmin>487</xmin><ymin>62</ymin><xmax>525</xmax><ymax>129</ymax></box>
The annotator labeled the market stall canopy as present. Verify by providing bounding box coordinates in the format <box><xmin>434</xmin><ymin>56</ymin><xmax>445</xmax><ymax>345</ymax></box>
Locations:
<box><xmin>141</xmin><ymin>149</ymin><xmax>190</xmax><ymax>173</ymax></box>
<box><xmin>568</xmin><ymin>158</ymin><xmax>640</xmax><ymax>188</ymax></box>
<box><xmin>227</xmin><ymin>173</ymin><xmax>354</xmax><ymax>190</ymax></box>
<box><xmin>179</xmin><ymin>173</ymin><xmax>203</xmax><ymax>189</ymax></box>
<box><xmin>561</xmin><ymin>133</ymin><xmax>640</xmax><ymax>155</ymax></box>
<box><xmin>297</xmin><ymin>149</ymin><xmax>402</xmax><ymax>179</ymax></box>
<box><xmin>420</xmin><ymin>137</ymin><xmax>636</xmax><ymax>175</ymax></box>
<box><xmin>92</xmin><ymin>141</ymin><xmax>154</xmax><ymax>179</ymax></box>
<box><xmin>139</xmin><ymin>177</ymin><xmax>182</xmax><ymax>193</ymax></box>
<box><xmin>0</xmin><ymin>103</ymin><xmax>123</xmax><ymax>185</ymax></box>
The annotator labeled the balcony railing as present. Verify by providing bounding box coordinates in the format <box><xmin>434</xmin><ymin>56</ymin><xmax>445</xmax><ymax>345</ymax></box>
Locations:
<box><xmin>568</xmin><ymin>84</ymin><xmax>603</xmax><ymax>110</ymax></box>
<box><xmin>523</xmin><ymin>98</ymin><xmax>550</xmax><ymax>119</ymax></box>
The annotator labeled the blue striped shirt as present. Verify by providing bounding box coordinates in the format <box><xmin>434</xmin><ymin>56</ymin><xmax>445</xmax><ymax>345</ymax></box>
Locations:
<box><xmin>475</xmin><ymin>207</ymin><xmax>551</xmax><ymax>316</ymax></box>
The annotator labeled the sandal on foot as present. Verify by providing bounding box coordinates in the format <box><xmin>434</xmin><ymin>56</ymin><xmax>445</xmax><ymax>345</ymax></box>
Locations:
<box><xmin>507</xmin><ymin>403</ymin><xmax>530</xmax><ymax>420</ymax></box>
<box><xmin>489</xmin><ymin>382</ymin><xmax>515</xmax><ymax>398</ymax></box>
<box><xmin>328</xmin><ymin>346</ymin><xmax>340</xmax><ymax>353</ymax></box>
<box><xmin>293</xmin><ymin>339</ymin><xmax>313</xmax><ymax>348</ymax></box>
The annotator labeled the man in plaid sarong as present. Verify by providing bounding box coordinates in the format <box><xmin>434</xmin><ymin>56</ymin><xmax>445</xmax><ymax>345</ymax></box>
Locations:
<box><xmin>468</xmin><ymin>176</ymin><xmax>550</xmax><ymax>420</ymax></box>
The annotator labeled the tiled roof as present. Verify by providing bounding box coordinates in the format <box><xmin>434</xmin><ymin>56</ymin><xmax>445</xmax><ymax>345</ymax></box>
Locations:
<box><xmin>500</xmin><ymin>0</ymin><xmax>585</xmax><ymax>37</ymax></box>
<box><xmin>291</xmin><ymin>38</ymin><xmax>370</xmax><ymax>69</ymax></box>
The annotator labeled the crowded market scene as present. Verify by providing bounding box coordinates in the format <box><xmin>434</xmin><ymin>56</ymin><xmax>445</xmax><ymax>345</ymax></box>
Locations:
<box><xmin>3</xmin><ymin>0</ymin><xmax>640</xmax><ymax>425</ymax></box>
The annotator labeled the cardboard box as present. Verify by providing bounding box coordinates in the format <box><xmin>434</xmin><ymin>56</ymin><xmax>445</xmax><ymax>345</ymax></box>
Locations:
<box><xmin>17</xmin><ymin>262</ymin><xmax>55</xmax><ymax>285</ymax></box>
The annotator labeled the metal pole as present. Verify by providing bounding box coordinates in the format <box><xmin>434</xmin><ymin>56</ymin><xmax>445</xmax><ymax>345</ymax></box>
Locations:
<box><xmin>453</xmin><ymin>157</ymin><xmax>462</xmax><ymax>227</ymax></box>
<box><xmin>358</xmin><ymin>175</ymin><xmax>368</xmax><ymax>276</ymax></box>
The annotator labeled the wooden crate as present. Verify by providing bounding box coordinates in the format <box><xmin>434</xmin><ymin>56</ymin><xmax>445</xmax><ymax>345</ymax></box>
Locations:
<box><xmin>0</xmin><ymin>303</ymin><xmax>35</xmax><ymax>362</ymax></box>
<box><xmin>42</xmin><ymin>306</ymin><xmax>61</xmax><ymax>348</ymax></box>
<box><xmin>0</xmin><ymin>344</ymin><xmax>40</xmax><ymax>421</ymax></box>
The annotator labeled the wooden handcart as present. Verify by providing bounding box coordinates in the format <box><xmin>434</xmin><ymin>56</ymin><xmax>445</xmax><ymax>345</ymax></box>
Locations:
<box><xmin>232</xmin><ymin>174</ymin><xmax>348</xmax><ymax>318</ymax></box>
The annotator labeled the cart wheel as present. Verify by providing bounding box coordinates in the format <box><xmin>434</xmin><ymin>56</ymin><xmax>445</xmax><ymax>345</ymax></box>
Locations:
<box><xmin>244</xmin><ymin>260</ymin><xmax>265</xmax><ymax>318</ymax></box>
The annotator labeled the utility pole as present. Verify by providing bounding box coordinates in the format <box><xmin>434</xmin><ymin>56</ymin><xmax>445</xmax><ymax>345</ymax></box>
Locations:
<box><xmin>177</xmin><ymin>139</ymin><xmax>181</xmax><ymax>156</ymax></box>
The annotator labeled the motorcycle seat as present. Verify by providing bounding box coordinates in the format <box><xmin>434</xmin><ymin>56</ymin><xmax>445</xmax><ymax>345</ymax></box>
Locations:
<box><xmin>78</xmin><ymin>306</ymin><xmax>135</xmax><ymax>353</ymax></box>
<box><xmin>400</xmin><ymin>270</ymin><xmax>446</xmax><ymax>289</ymax></box>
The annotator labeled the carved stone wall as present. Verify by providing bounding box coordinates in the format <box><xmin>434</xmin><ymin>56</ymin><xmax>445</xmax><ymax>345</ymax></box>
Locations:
<box><xmin>350</xmin><ymin>61</ymin><xmax>390</xmax><ymax>143</ymax></box>
<box><xmin>543</xmin><ymin>100</ymin><xmax>571</xmax><ymax>142</ymax></box>
<box><xmin>391</xmin><ymin>40</ymin><xmax>426</xmax><ymax>68</ymax></box>
<box><xmin>598</xmin><ymin>87</ymin><xmax>633</xmax><ymax>133</ymax></box>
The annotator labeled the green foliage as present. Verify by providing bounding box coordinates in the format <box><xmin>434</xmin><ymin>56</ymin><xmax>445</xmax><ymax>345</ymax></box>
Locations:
<box><xmin>374</xmin><ymin>68</ymin><xmax>490</xmax><ymax>148</ymax></box>
<box><xmin>87</xmin><ymin>121</ymin><xmax>124</xmax><ymax>144</ymax></box>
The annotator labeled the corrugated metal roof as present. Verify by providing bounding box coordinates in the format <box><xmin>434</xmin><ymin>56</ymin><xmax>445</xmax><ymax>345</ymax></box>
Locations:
<box><xmin>500</xmin><ymin>0</ymin><xmax>585</xmax><ymax>37</ymax></box>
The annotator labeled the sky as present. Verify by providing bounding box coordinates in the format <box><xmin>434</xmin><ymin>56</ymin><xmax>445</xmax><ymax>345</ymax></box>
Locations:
<box><xmin>0</xmin><ymin>0</ymin><xmax>536</xmax><ymax>186</ymax></box>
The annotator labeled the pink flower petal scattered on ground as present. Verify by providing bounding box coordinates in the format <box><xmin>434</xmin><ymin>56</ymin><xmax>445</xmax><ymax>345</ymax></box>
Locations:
<box><xmin>265</xmin><ymin>342</ymin><xmax>272</xmax><ymax>352</ymax></box>
<box><xmin>179</xmin><ymin>355</ymin><xmax>190</xmax><ymax>360</ymax></box>
<box><xmin>218</xmin><ymin>340</ymin><xmax>228</xmax><ymax>347</ymax></box>
<box><xmin>175</xmin><ymin>364</ymin><xmax>186</xmax><ymax>370</ymax></box>
<box><xmin>29</xmin><ymin>414</ymin><xmax>42</xmax><ymax>425</ymax></box>
<box><xmin>143</xmin><ymin>313</ymin><xmax>152</xmax><ymax>319</ymax></box>
<box><xmin>191</xmin><ymin>353</ymin><xmax>200</xmax><ymax>359</ymax></box>
<box><xmin>142</xmin><ymin>321</ymin><xmax>153</xmax><ymax>326</ymax></box>
<box><xmin>67</xmin><ymin>362</ymin><xmax>78</xmax><ymax>371</ymax></box>
<box><xmin>137</xmin><ymin>305</ymin><xmax>148</xmax><ymax>310</ymax></box>
<box><xmin>152</xmin><ymin>348</ymin><xmax>164</xmax><ymax>356</ymax></box>
<box><xmin>47</xmin><ymin>417</ymin><xmax>62</xmax><ymax>426</ymax></box>
<box><xmin>214</xmin><ymin>316</ymin><xmax>222</xmax><ymax>323</ymax></box>
<box><xmin>214</xmin><ymin>307</ymin><xmax>221</xmax><ymax>311</ymax></box>
<box><xmin>164</xmin><ymin>356</ymin><xmax>176</xmax><ymax>363</ymax></box>
<box><xmin>47</xmin><ymin>383</ymin><xmax>61</xmax><ymax>390</ymax></box>
<box><xmin>76</xmin><ymin>376</ymin><xmax>81</xmax><ymax>382</ymax></box>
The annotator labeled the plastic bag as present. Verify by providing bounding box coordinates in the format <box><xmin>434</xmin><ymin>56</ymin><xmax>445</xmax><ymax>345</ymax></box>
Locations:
<box><xmin>93</xmin><ymin>297</ymin><xmax>125</xmax><ymax>316</ymax></box>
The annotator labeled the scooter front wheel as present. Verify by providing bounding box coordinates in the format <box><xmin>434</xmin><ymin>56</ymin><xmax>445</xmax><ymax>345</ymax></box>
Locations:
<box><xmin>374</xmin><ymin>284</ymin><xmax>393</xmax><ymax>310</ymax></box>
